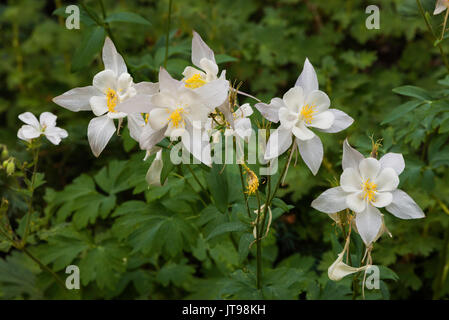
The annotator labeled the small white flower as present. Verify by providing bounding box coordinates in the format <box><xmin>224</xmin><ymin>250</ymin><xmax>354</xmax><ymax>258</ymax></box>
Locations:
<box><xmin>52</xmin><ymin>37</ymin><xmax>158</xmax><ymax>157</ymax></box>
<box><xmin>311</xmin><ymin>140</ymin><xmax>425</xmax><ymax>245</ymax></box>
<box><xmin>328</xmin><ymin>238</ymin><xmax>369</xmax><ymax>281</ymax></box>
<box><xmin>17</xmin><ymin>112</ymin><xmax>68</xmax><ymax>145</ymax></box>
<box><xmin>145</xmin><ymin>148</ymin><xmax>164</xmax><ymax>186</ymax></box>
<box><xmin>257</xmin><ymin>58</ymin><xmax>353</xmax><ymax>175</ymax></box>
<box><xmin>434</xmin><ymin>0</ymin><xmax>449</xmax><ymax>15</ymax></box>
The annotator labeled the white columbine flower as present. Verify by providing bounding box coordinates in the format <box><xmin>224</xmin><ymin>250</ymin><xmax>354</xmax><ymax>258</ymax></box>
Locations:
<box><xmin>311</xmin><ymin>139</ymin><xmax>425</xmax><ymax>245</ymax></box>
<box><xmin>52</xmin><ymin>37</ymin><xmax>158</xmax><ymax>157</ymax></box>
<box><xmin>256</xmin><ymin>58</ymin><xmax>353</xmax><ymax>175</ymax></box>
<box><xmin>434</xmin><ymin>0</ymin><xmax>449</xmax><ymax>15</ymax></box>
<box><xmin>17</xmin><ymin>112</ymin><xmax>68</xmax><ymax>145</ymax></box>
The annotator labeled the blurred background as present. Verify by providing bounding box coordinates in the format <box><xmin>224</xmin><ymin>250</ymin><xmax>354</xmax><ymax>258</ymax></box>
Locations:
<box><xmin>0</xmin><ymin>0</ymin><xmax>448</xmax><ymax>299</ymax></box>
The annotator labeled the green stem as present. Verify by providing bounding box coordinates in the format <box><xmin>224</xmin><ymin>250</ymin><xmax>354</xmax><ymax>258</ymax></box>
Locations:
<box><xmin>255</xmin><ymin>190</ymin><xmax>262</xmax><ymax>289</ymax></box>
<box><xmin>22</xmin><ymin>247</ymin><xmax>66</xmax><ymax>289</ymax></box>
<box><xmin>416</xmin><ymin>0</ymin><xmax>449</xmax><ymax>73</ymax></box>
<box><xmin>434</xmin><ymin>226</ymin><xmax>449</xmax><ymax>299</ymax></box>
<box><xmin>185</xmin><ymin>165</ymin><xmax>207</xmax><ymax>193</ymax></box>
<box><xmin>164</xmin><ymin>0</ymin><xmax>173</xmax><ymax>69</ymax></box>
<box><xmin>22</xmin><ymin>146</ymin><xmax>40</xmax><ymax>245</ymax></box>
<box><xmin>238</xmin><ymin>164</ymin><xmax>251</xmax><ymax>218</ymax></box>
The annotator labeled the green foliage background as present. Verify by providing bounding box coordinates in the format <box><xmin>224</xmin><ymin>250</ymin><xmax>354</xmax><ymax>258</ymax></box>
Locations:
<box><xmin>0</xmin><ymin>0</ymin><xmax>448</xmax><ymax>299</ymax></box>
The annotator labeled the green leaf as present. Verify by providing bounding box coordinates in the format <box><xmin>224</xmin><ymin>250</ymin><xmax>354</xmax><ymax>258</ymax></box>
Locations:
<box><xmin>104</xmin><ymin>12</ymin><xmax>151</xmax><ymax>25</ymax></box>
<box><xmin>71</xmin><ymin>26</ymin><xmax>106</xmax><ymax>72</ymax></box>
<box><xmin>392</xmin><ymin>85</ymin><xmax>433</xmax><ymax>101</ymax></box>
<box><xmin>381</xmin><ymin>101</ymin><xmax>424</xmax><ymax>125</ymax></box>
<box><xmin>156</xmin><ymin>261</ymin><xmax>195</xmax><ymax>287</ymax></box>
<box><xmin>215</xmin><ymin>54</ymin><xmax>238</xmax><ymax>64</ymax></box>
<box><xmin>206</xmin><ymin>221</ymin><xmax>248</xmax><ymax>240</ymax></box>
<box><xmin>160</xmin><ymin>148</ymin><xmax>175</xmax><ymax>185</ymax></box>
<box><xmin>207</xmin><ymin>164</ymin><xmax>228</xmax><ymax>213</ymax></box>
<box><xmin>238</xmin><ymin>233</ymin><xmax>254</xmax><ymax>263</ymax></box>
<box><xmin>94</xmin><ymin>160</ymin><xmax>133</xmax><ymax>194</ymax></box>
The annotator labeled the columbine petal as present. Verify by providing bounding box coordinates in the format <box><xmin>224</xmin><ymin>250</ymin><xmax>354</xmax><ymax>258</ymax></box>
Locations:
<box><xmin>340</xmin><ymin>167</ymin><xmax>362</xmax><ymax>192</ymax></box>
<box><xmin>44</xmin><ymin>127</ymin><xmax>68</xmax><ymax>145</ymax></box>
<box><xmin>39</xmin><ymin>112</ymin><xmax>57</xmax><ymax>128</ymax></box>
<box><xmin>181</xmin><ymin>125</ymin><xmax>212</xmax><ymax>166</ymax></box>
<box><xmin>87</xmin><ymin>115</ymin><xmax>115</xmax><ymax>157</ymax></box>
<box><xmin>52</xmin><ymin>86</ymin><xmax>101</xmax><ymax>112</ymax></box>
<box><xmin>346</xmin><ymin>192</ymin><xmax>366</xmax><ymax>213</ymax></box>
<box><xmin>199</xmin><ymin>58</ymin><xmax>219</xmax><ymax>78</ymax></box>
<box><xmin>292</xmin><ymin>122</ymin><xmax>315</xmax><ymax>141</ymax></box>
<box><xmin>342</xmin><ymin>139</ymin><xmax>364</xmax><ymax>170</ymax></box>
<box><xmin>102</xmin><ymin>37</ymin><xmax>127</xmax><ymax>76</ymax></box>
<box><xmin>149</xmin><ymin>108</ymin><xmax>170</xmax><ymax>131</ymax></box>
<box><xmin>308</xmin><ymin>110</ymin><xmax>334</xmax><ymax>130</ymax></box>
<box><xmin>146</xmin><ymin>150</ymin><xmax>164</xmax><ymax>186</ymax></box>
<box><xmin>117</xmin><ymin>73</ymin><xmax>133</xmax><ymax>92</ymax></box>
<box><xmin>158</xmin><ymin>67</ymin><xmax>182</xmax><ymax>93</ymax></box>
<box><xmin>385</xmin><ymin>189</ymin><xmax>425</xmax><ymax>219</ymax></box>
<box><xmin>355</xmin><ymin>204</ymin><xmax>383</xmax><ymax>245</ymax></box>
<box><xmin>264</xmin><ymin>128</ymin><xmax>293</xmax><ymax>160</ymax></box>
<box><xmin>374</xmin><ymin>168</ymin><xmax>399</xmax><ymax>192</ymax></box>
<box><xmin>319</xmin><ymin>109</ymin><xmax>354</xmax><ymax>133</ymax></box>
<box><xmin>134</xmin><ymin>81</ymin><xmax>159</xmax><ymax>95</ymax></box>
<box><xmin>139</xmin><ymin>126</ymin><xmax>166</xmax><ymax>151</ymax></box>
<box><xmin>359</xmin><ymin>158</ymin><xmax>380</xmax><ymax>181</ymax></box>
<box><xmin>115</xmin><ymin>94</ymin><xmax>156</xmax><ymax>114</ymax></box>
<box><xmin>195</xmin><ymin>78</ymin><xmax>229</xmax><ymax>109</ymax></box>
<box><xmin>434</xmin><ymin>0</ymin><xmax>448</xmax><ymax>15</ymax></box>
<box><xmin>295</xmin><ymin>58</ymin><xmax>319</xmax><ymax>96</ymax></box>
<box><xmin>328</xmin><ymin>249</ymin><xmax>368</xmax><ymax>281</ymax></box>
<box><xmin>296</xmin><ymin>135</ymin><xmax>323</xmax><ymax>175</ymax></box>
<box><xmin>283</xmin><ymin>86</ymin><xmax>304</xmax><ymax>112</ymax></box>
<box><xmin>192</xmin><ymin>31</ymin><xmax>216</xmax><ymax>67</ymax></box>
<box><xmin>93</xmin><ymin>69</ymin><xmax>117</xmax><ymax>93</ymax></box>
<box><xmin>311</xmin><ymin>186</ymin><xmax>348</xmax><ymax>214</ymax></box>
<box><xmin>279</xmin><ymin>107</ymin><xmax>298</xmax><ymax>129</ymax></box>
<box><xmin>255</xmin><ymin>97</ymin><xmax>284</xmax><ymax>123</ymax></box>
<box><xmin>89</xmin><ymin>96</ymin><xmax>108</xmax><ymax>117</ymax></box>
<box><xmin>18</xmin><ymin>125</ymin><xmax>41</xmax><ymax>141</ymax></box>
<box><xmin>371</xmin><ymin>192</ymin><xmax>393</xmax><ymax>208</ymax></box>
<box><xmin>379</xmin><ymin>152</ymin><xmax>405</xmax><ymax>175</ymax></box>
<box><xmin>127</xmin><ymin>113</ymin><xmax>145</xmax><ymax>142</ymax></box>
<box><xmin>304</xmin><ymin>90</ymin><xmax>331</xmax><ymax>113</ymax></box>
<box><xmin>18</xmin><ymin>112</ymin><xmax>40</xmax><ymax>128</ymax></box>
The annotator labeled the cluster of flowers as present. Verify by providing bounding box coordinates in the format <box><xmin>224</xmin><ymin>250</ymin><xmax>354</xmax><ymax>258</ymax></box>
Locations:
<box><xmin>18</xmin><ymin>31</ymin><xmax>425</xmax><ymax>280</ymax></box>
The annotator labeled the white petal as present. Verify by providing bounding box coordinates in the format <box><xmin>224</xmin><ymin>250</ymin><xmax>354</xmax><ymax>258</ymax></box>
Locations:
<box><xmin>89</xmin><ymin>96</ymin><xmax>108</xmax><ymax>117</ymax></box>
<box><xmin>264</xmin><ymin>128</ymin><xmax>293</xmax><ymax>160</ymax></box>
<box><xmin>199</xmin><ymin>58</ymin><xmax>219</xmax><ymax>78</ymax></box>
<box><xmin>146</xmin><ymin>150</ymin><xmax>164</xmax><ymax>186</ymax></box>
<box><xmin>374</xmin><ymin>168</ymin><xmax>399</xmax><ymax>192</ymax></box>
<box><xmin>87</xmin><ymin>115</ymin><xmax>115</xmax><ymax>157</ymax></box>
<box><xmin>283</xmin><ymin>86</ymin><xmax>304</xmax><ymax>112</ymax></box>
<box><xmin>359</xmin><ymin>158</ymin><xmax>380</xmax><ymax>181</ymax></box>
<box><xmin>379</xmin><ymin>152</ymin><xmax>405</xmax><ymax>175</ymax></box>
<box><xmin>139</xmin><ymin>126</ymin><xmax>166</xmax><ymax>151</ymax></box>
<box><xmin>346</xmin><ymin>192</ymin><xmax>366</xmax><ymax>213</ymax></box>
<box><xmin>311</xmin><ymin>187</ymin><xmax>348</xmax><ymax>214</ymax></box>
<box><xmin>340</xmin><ymin>168</ymin><xmax>362</xmax><ymax>192</ymax></box>
<box><xmin>235</xmin><ymin>103</ymin><xmax>253</xmax><ymax>118</ymax></box>
<box><xmin>355</xmin><ymin>204</ymin><xmax>383</xmax><ymax>245</ymax></box>
<box><xmin>234</xmin><ymin>118</ymin><xmax>253</xmax><ymax>140</ymax></box>
<box><xmin>149</xmin><ymin>108</ymin><xmax>170</xmax><ymax>131</ymax></box>
<box><xmin>295</xmin><ymin>58</ymin><xmax>319</xmax><ymax>96</ymax></box>
<box><xmin>18</xmin><ymin>112</ymin><xmax>39</xmax><ymax>128</ymax></box>
<box><xmin>158</xmin><ymin>67</ymin><xmax>181</xmax><ymax>93</ymax></box>
<box><xmin>192</xmin><ymin>31</ymin><xmax>216</xmax><ymax>67</ymax></box>
<box><xmin>115</xmin><ymin>94</ymin><xmax>156</xmax><ymax>114</ymax></box>
<box><xmin>134</xmin><ymin>81</ymin><xmax>159</xmax><ymax>95</ymax></box>
<box><xmin>342</xmin><ymin>139</ymin><xmax>364</xmax><ymax>170</ymax></box>
<box><xmin>107</xmin><ymin>111</ymin><xmax>127</xmax><ymax>119</ymax></box>
<box><xmin>255</xmin><ymin>97</ymin><xmax>284</xmax><ymax>123</ymax></box>
<box><xmin>279</xmin><ymin>107</ymin><xmax>298</xmax><ymax>129</ymax></box>
<box><xmin>93</xmin><ymin>69</ymin><xmax>117</xmax><ymax>93</ymax></box>
<box><xmin>434</xmin><ymin>0</ymin><xmax>448</xmax><ymax>15</ymax></box>
<box><xmin>182</xmin><ymin>66</ymin><xmax>205</xmax><ymax>79</ymax></box>
<box><xmin>117</xmin><ymin>73</ymin><xmax>133</xmax><ymax>92</ymax></box>
<box><xmin>292</xmin><ymin>122</ymin><xmax>315</xmax><ymax>141</ymax></box>
<box><xmin>127</xmin><ymin>113</ymin><xmax>145</xmax><ymax>142</ymax></box>
<box><xmin>44</xmin><ymin>127</ymin><xmax>68</xmax><ymax>145</ymax></box>
<box><xmin>308</xmin><ymin>110</ymin><xmax>334</xmax><ymax>130</ymax></box>
<box><xmin>102</xmin><ymin>37</ymin><xmax>127</xmax><ymax>76</ymax></box>
<box><xmin>52</xmin><ymin>86</ymin><xmax>101</xmax><ymax>112</ymax></box>
<box><xmin>195</xmin><ymin>78</ymin><xmax>229</xmax><ymax>109</ymax></box>
<box><xmin>296</xmin><ymin>135</ymin><xmax>323</xmax><ymax>175</ymax></box>
<box><xmin>385</xmin><ymin>189</ymin><xmax>425</xmax><ymax>219</ymax></box>
<box><xmin>319</xmin><ymin>109</ymin><xmax>354</xmax><ymax>133</ymax></box>
<box><xmin>181</xmin><ymin>125</ymin><xmax>212</xmax><ymax>166</ymax></box>
<box><xmin>371</xmin><ymin>192</ymin><xmax>393</xmax><ymax>208</ymax></box>
<box><xmin>305</xmin><ymin>90</ymin><xmax>330</xmax><ymax>113</ymax></box>
<box><xmin>39</xmin><ymin>112</ymin><xmax>57</xmax><ymax>128</ymax></box>
<box><xmin>17</xmin><ymin>125</ymin><xmax>41</xmax><ymax>141</ymax></box>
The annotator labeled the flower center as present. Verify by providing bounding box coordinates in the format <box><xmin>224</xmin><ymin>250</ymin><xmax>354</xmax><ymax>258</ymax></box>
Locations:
<box><xmin>106</xmin><ymin>88</ymin><xmax>118</xmax><ymax>113</ymax></box>
<box><xmin>184</xmin><ymin>73</ymin><xmax>207</xmax><ymax>89</ymax></box>
<box><xmin>168</xmin><ymin>108</ymin><xmax>185</xmax><ymax>128</ymax></box>
<box><xmin>300</xmin><ymin>104</ymin><xmax>316</xmax><ymax>124</ymax></box>
<box><xmin>361</xmin><ymin>179</ymin><xmax>377</xmax><ymax>202</ymax></box>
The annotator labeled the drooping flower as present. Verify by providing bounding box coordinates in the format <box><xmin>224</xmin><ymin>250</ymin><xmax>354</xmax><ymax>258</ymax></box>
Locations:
<box><xmin>52</xmin><ymin>37</ymin><xmax>158</xmax><ymax>157</ymax></box>
<box><xmin>328</xmin><ymin>237</ymin><xmax>370</xmax><ymax>281</ymax></box>
<box><xmin>17</xmin><ymin>112</ymin><xmax>68</xmax><ymax>145</ymax></box>
<box><xmin>256</xmin><ymin>58</ymin><xmax>353</xmax><ymax>175</ymax></box>
<box><xmin>434</xmin><ymin>0</ymin><xmax>449</xmax><ymax>15</ymax></box>
<box><xmin>311</xmin><ymin>139</ymin><xmax>425</xmax><ymax>245</ymax></box>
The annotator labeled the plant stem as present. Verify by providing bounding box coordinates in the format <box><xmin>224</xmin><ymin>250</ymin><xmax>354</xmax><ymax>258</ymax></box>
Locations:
<box><xmin>255</xmin><ymin>190</ymin><xmax>262</xmax><ymax>289</ymax></box>
<box><xmin>416</xmin><ymin>0</ymin><xmax>449</xmax><ymax>73</ymax></box>
<box><xmin>164</xmin><ymin>0</ymin><xmax>173</xmax><ymax>69</ymax></box>
<box><xmin>442</xmin><ymin>9</ymin><xmax>449</xmax><ymax>40</ymax></box>
<box><xmin>22</xmin><ymin>146</ymin><xmax>40</xmax><ymax>245</ymax></box>
<box><xmin>22</xmin><ymin>247</ymin><xmax>66</xmax><ymax>289</ymax></box>
<box><xmin>238</xmin><ymin>164</ymin><xmax>251</xmax><ymax>218</ymax></box>
<box><xmin>186</xmin><ymin>165</ymin><xmax>207</xmax><ymax>193</ymax></box>
<box><xmin>434</xmin><ymin>224</ymin><xmax>449</xmax><ymax>299</ymax></box>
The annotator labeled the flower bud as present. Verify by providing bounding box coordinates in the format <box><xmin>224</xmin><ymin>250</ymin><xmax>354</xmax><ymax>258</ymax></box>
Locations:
<box><xmin>0</xmin><ymin>146</ymin><xmax>8</xmax><ymax>159</ymax></box>
<box><xmin>6</xmin><ymin>161</ymin><xmax>15</xmax><ymax>176</ymax></box>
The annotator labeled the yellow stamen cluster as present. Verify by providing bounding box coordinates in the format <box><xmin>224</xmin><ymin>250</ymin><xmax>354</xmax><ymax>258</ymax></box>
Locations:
<box><xmin>184</xmin><ymin>73</ymin><xmax>207</xmax><ymax>89</ymax></box>
<box><xmin>242</xmin><ymin>163</ymin><xmax>259</xmax><ymax>195</ymax></box>
<box><xmin>300</xmin><ymin>104</ymin><xmax>316</xmax><ymax>124</ymax></box>
<box><xmin>144</xmin><ymin>113</ymin><xmax>149</xmax><ymax>124</ymax></box>
<box><xmin>168</xmin><ymin>108</ymin><xmax>185</xmax><ymax>128</ymax></box>
<box><xmin>106</xmin><ymin>88</ymin><xmax>118</xmax><ymax>113</ymax></box>
<box><xmin>361</xmin><ymin>179</ymin><xmax>377</xmax><ymax>202</ymax></box>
